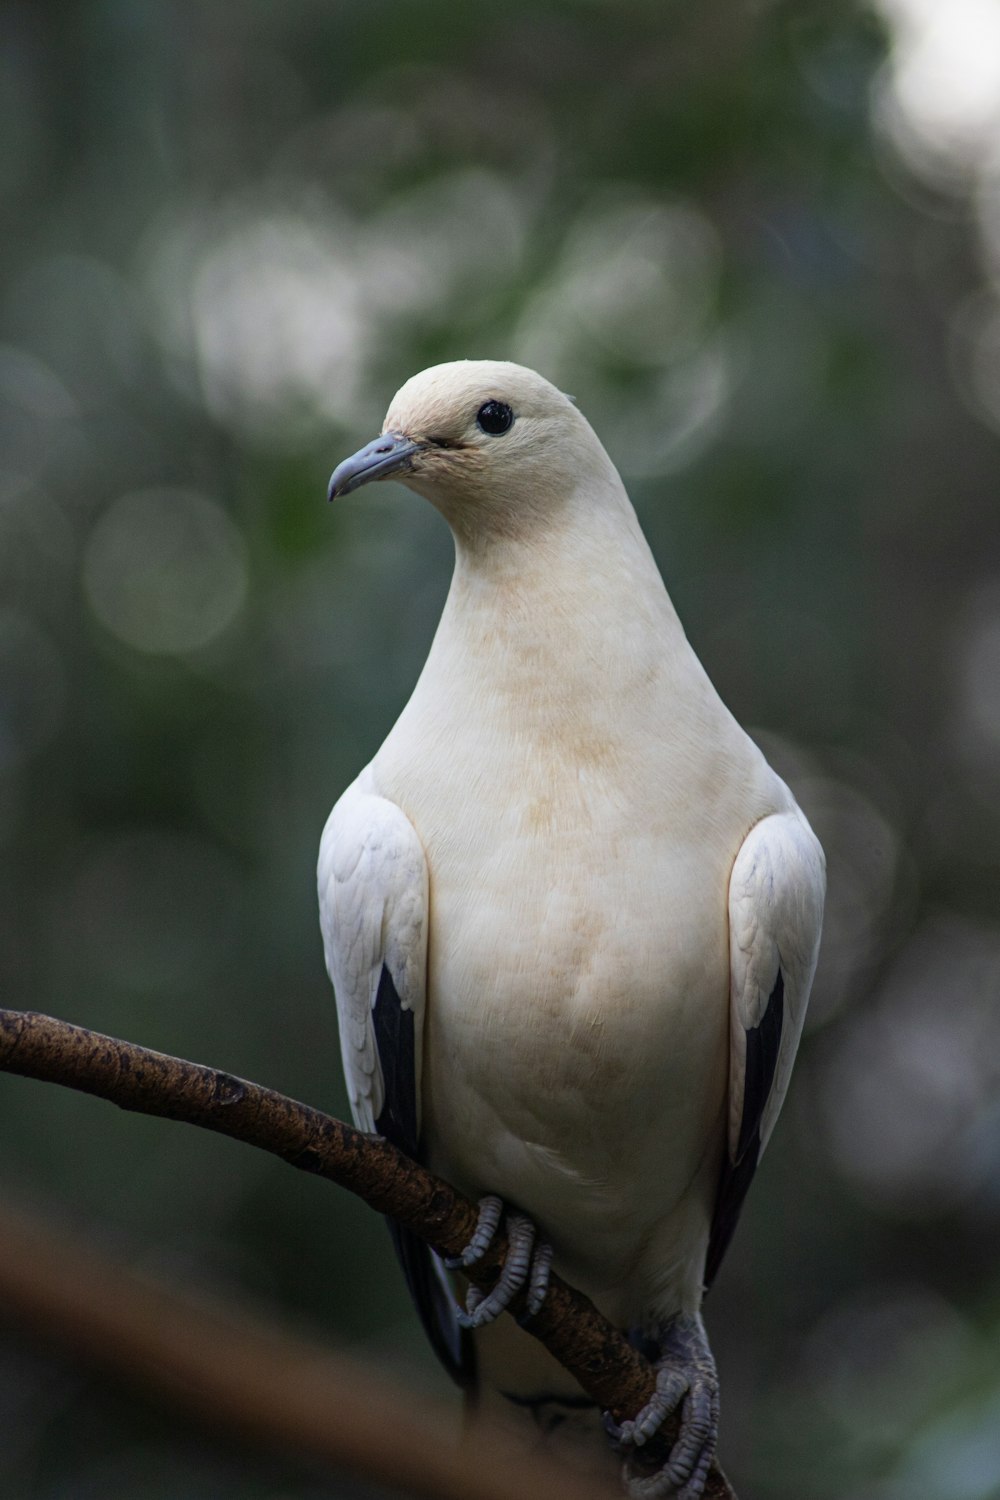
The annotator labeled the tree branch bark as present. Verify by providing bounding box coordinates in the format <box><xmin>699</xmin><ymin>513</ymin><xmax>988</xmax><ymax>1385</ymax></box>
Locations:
<box><xmin>0</xmin><ymin>1009</ymin><xmax>735</xmax><ymax>1500</ymax></box>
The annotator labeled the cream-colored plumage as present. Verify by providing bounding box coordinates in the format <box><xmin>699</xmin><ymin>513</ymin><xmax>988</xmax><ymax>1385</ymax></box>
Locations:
<box><xmin>318</xmin><ymin>360</ymin><xmax>825</xmax><ymax>1496</ymax></box>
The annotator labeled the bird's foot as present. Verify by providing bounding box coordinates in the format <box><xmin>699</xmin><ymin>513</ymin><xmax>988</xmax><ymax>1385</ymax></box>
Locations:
<box><xmin>444</xmin><ymin>1194</ymin><xmax>553</xmax><ymax>1330</ymax></box>
<box><xmin>604</xmin><ymin>1312</ymin><xmax>719</xmax><ymax>1500</ymax></box>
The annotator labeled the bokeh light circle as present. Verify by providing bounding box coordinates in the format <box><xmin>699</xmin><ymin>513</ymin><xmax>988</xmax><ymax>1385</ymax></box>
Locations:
<box><xmin>0</xmin><ymin>609</ymin><xmax>66</xmax><ymax>770</ymax></box>
<box><xmin>82</xmin><ymin>487</ymin><xmax>249</xmax><ymax>654</ymax></box>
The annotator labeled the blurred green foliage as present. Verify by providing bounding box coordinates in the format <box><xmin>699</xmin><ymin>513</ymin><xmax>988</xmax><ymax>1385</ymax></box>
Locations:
<box><xmin>2</xmin><ymin>2</ymin><xmax>1000</xmax><ymax>1497</ymax></box>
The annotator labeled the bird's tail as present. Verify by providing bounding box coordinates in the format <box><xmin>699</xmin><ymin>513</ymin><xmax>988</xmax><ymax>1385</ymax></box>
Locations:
<box><xmin>466</xmin><ymin>1312</ymin><xmax>621</xmax><ymax>1483</ymax></box>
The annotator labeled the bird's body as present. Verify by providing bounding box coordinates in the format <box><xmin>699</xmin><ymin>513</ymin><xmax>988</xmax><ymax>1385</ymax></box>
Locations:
<box><xmin>371</xmin><ymin>495</ymin><xmax>784</xmax><ymax>1313</ymax></box>
<box><xmin>319</xmin><ymin>361</ymin><xmax>825</xmax><ymax>1495</ymax></box>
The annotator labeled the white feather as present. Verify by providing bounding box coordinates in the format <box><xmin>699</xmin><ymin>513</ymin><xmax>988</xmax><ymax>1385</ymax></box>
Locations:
<box><xmin>727</xmin><ymin>810</ymin><xmax>826</xmax><ymax>1160</ymax></box>
<box><xmin>317</xmin><ymin>764</ymin><xmax>428</xmax><ymax>1135</ymax></box>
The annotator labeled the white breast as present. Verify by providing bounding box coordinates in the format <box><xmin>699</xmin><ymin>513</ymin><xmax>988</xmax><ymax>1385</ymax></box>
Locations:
<box><xmin>369</xmin><ymin>511</ymin><xmax>790</xmax><ymax>1303</ymax></box>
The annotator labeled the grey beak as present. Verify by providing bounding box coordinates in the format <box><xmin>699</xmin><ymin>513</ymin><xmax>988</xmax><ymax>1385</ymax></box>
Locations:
<box><xmin>327</xmin><ymin>432</ymin><xmax>423</xmax><ymax>501</ymax></box>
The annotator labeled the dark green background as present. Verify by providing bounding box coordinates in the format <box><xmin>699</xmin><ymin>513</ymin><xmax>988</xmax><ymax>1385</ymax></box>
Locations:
<box><xmin>2</xmin><ymin>3</ymin><xmax>999</xmax><ymax>1497</ymax></box>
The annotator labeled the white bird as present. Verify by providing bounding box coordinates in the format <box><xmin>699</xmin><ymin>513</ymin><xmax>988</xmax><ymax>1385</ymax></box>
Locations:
<box><xmin>318</xmin><ymin>360</ymin><xmax>825</xmax><ymax>1498</ymax></box>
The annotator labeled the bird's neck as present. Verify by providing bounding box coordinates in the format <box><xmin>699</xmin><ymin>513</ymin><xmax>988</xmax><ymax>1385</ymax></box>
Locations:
<box><xmin>429</xmin><ymin>482</ymin><xmax>691</xmax><ymax>701</ymax></box>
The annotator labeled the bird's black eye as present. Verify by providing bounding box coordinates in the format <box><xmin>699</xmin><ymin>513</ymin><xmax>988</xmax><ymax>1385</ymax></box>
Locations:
<box><xmin>476</xmin><ymin>400</ymin><xmax>514</xmax><ymax>436</ymax></box>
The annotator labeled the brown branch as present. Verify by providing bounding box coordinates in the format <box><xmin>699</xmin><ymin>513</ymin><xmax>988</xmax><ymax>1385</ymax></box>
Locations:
<box><xmin>0</xmin><ymin>1009</ymin><xmax>736</xmax><ymax>1499</ymax></box>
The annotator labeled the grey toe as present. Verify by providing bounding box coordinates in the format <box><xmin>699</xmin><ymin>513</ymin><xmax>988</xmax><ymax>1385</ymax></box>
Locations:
<box><xmin>444</xmin><ymin>1194</ymin><xmax>504</xmax><ymax>1271</ymax></box>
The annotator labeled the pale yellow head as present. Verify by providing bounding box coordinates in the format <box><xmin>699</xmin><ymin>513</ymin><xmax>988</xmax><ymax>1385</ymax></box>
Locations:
<box><xmin>328</xmin><ymin>359</ymin><xmax>618</xmax><ymax>545</ymax></box>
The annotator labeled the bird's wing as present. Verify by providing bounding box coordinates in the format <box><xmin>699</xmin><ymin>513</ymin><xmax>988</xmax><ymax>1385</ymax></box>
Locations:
<box><xmin>317</xmin><ymin>767</ymin><xmax>471</xmax><ymax>1384</ymax></box>
<box><xmin>705</xmin><ymin>809</ymin><xmax>825</xmax><ymax>1288</ymax></box>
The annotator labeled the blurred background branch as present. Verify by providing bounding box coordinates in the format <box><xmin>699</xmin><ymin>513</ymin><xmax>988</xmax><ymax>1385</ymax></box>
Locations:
<box><xmin>3</xmin><ymin>2</ymin><xmax>1000</xmax><ymax>1497</ymax></box>
<box><xmin>0</xmin><ymin>1197</ymin><xmax>619</xmax><ymax>1500</ymax></box>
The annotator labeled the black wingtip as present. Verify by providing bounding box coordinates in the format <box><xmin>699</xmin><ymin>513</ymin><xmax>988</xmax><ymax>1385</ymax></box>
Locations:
<box><xmin>371</xmin><ymin>964</ymin><xmax>476</xmax><ymax>1390</ymax></box>
<box><xmin>705</xmin><ymin>968</ymin><xmax>786</xmax><ymax>1290</ymax></box>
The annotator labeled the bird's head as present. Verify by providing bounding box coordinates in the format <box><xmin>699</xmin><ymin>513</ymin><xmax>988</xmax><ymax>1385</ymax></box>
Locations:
<box><xmin>327</xmin><ymin>360</ymin><xmax>616</xmax><ymax>545</ymax></box>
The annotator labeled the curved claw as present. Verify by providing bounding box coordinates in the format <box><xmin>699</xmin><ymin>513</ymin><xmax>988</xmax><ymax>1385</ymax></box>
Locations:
<box><xmin>444</xmin><ymin>1195</ymin><xmax>503</xmax><ymax>1271</ymax></box>
<box><xmin>524</xmin><ymin>1238</ymin><xmax>553</xmax><ymax>1318</ymax></box>
<box><xmin>456</xmin><ymin>1211</ymin><xmax>536</xmax><ymax>1328</ymax></box>
<box><xmin>605</xmin><ymin>1313</ymin><xmax>720</xmax><ymax>1500</ymax></box>
<box><xmin>445</xmin><ymin>1198</ymin><xmax>553</xmax><ymax>1331</ymax></box>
